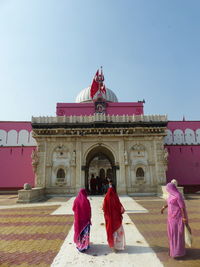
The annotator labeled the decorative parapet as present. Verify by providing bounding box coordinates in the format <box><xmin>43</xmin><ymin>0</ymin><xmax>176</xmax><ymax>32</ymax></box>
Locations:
<box><xmin>31</xmin><ymin>114</ymin><xmax>168</xmax><ymax>137</ymax></box>
<box><xmin>0</xmin><ymin>129</ymin><xmax>37</xmax><ymax>147</ymax></box>
<box><xmin>164</xmin><ymin>128</ymin><xmax>200</xmax><ymax>145</ymax></box>
<box><xmin>32</xmin><ymin>114</ymin><xmax>167</xmax><ymax>124</ymax></box>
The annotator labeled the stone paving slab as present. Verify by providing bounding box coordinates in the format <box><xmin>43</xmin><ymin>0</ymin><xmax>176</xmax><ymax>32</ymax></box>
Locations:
<box><xmin>0</xmin><ymin>205</ymin><xmax>73</xmax><ymax>267</ymax></box>
<box><xmin>0</xmin><ymin>195</ymin><xmax>18</xmax><ymax>206</ymax></box>
<box><xmin>0</xmin><ymin>195</ymin><xmax>199</xmax><ymax>266</ymax></box>
<box><xmin>129</xmin><ymin>197</ymin><xmax>200</xmax><ymax>267</ymax></box>
<box><xmin>51</xmin><ymin>196</ymin><xmax>163</xmax><ymax>267</ymax></box>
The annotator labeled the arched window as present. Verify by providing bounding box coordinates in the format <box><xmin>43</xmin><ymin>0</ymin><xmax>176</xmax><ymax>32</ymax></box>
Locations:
<box><xmin>136</xmin><ymin>167</ymin><xmax>144</xmax><ymax>179</ymax></box>
<box><xmin>57</xmin><ymin>168</ymin><xmax>65</xmax><ymax>182</ymax></box>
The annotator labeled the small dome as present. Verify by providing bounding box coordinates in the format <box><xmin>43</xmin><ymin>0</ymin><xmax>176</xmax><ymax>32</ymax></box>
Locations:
<box><xmin>75</xmin><ymin>87</ymin><xmax>118</xmax><ymax>103</ymax></box>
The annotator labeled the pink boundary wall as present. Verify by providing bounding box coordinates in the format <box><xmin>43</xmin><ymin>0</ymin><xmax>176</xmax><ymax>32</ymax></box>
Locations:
<box><xmin>166</xmin><ymin>120</ymin><xmax>200</xmax><ymax>131</ymax></box>
<box><xmin>0</xmin><ymin>121</ymin><xmax>35</xmax><ymax>189</ymax></box>
<box><xmin>165</xmin><ymin>121</ymin><xmax>200</xmax><ymax>190</ymax></box>
<box><xmin>0</xmin><ymin>147</ymin><xmax>35</xmax><ymax>189</ymax></box>
<box><xmin>165</xmin><ymin>145</ymin><xmax>200</xmax><ymax>185</ymax></box>
<box><xmin>0</xmin><ymin>121</ymin><xmax>32</xmax><ymax>132</ymax></box>
<box><xmin>56</xmin><ymin>102</ymin><xmax>144</xmax><ymax>116</ymax></box>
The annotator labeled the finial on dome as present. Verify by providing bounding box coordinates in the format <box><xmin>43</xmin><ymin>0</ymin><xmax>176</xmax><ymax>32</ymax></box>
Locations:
<box><xmin>90</xmin><ymin>68</ymin><xmax>106</xmax><ymax>100</ymax></box>
<box><xmin>95</xmin><ymin>66</ymin><xmax>104</xmax><ymax>83</ymax></box>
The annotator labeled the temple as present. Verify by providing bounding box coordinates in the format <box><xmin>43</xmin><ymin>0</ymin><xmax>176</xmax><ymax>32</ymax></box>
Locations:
<box><xmin>0</xmin><ymin>72</ymin><xmax>200</xmax><ymax>197</ymax></box>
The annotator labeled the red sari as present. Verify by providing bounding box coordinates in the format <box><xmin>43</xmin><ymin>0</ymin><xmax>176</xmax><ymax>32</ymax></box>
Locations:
<box><xmin>103</xmin><ymin>187</ymin><xmax>125</xmax><ymax>249</ymax></box>
<box><xmin>72</xmin><ymin>189</ymin><xmax>91</xmax><ymax>251</ymax></box>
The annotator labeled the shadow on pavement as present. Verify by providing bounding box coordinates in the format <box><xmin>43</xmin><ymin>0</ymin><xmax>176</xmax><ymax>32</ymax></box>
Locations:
<box><xmin>85</xmin><ymin>244</ymin><xmax>167</xmax><ymax>256</ymax></box>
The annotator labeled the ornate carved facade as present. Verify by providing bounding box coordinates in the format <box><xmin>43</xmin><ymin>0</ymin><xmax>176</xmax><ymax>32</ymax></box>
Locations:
<box><xmin>31</xmin><ymin>114</ymin><xmax>168</xmax><ymax>195</ymax></box>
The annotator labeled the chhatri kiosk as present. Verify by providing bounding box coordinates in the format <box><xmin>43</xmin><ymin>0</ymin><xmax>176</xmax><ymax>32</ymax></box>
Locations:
<box><xmin>31</xmin><ymin>70</ymin><xmax>168</xmax><ymax>197</ymax></box>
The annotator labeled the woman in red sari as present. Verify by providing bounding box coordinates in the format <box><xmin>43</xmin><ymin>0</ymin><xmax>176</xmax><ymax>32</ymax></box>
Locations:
<box><xmin>72</xmin><ymin>188</ymin><xmax>91</xmax><ymax>252</ymax></box>
<box><xmin>103</xmin><ymin>187</ymin><xmax>125</xmax><ymax>251</ymax></box>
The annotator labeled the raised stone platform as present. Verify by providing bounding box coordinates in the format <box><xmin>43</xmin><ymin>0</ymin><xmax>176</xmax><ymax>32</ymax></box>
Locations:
<box><xmin>17</xmin><ymin>187</ymin><xmax>45</xmax><ymax>203</ymax></box>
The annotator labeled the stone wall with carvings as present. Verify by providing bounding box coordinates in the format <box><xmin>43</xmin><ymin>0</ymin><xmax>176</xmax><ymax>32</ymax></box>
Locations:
<box><xmin>32</xmin><ymin>115</ymin><xmax>167</xmax><ymax>195</ymax></box>
<box><xmin>124</xmin><ymin>136</ymin><xmax>167</xmax><ymax>193</ymax></box>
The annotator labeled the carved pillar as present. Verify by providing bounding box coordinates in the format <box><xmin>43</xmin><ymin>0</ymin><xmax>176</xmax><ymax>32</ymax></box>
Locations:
<box><xmin>148</xmin><ymin>162</ymin><xmax>155</xmax><ymax>186</ymax></box>
<box><xmin>152</xmin><ymin>139</ymin><xmax>158</xmax><ymax>186</ymax></box>
<box><xmin>70</xmin><ymin>148</ymin><xmax>76</xmax><ymax>188</ymax></box>
<box><xmin>31</xmin><ymin>149</ymin><xmax>39</xmax><ymax>187</ymax></box>
<box><xmin>118</xmin><ymin>140</ymin><xmax>126</xmax><ymax>194</ymax></box>
<box><xmin>124</xmin><ymin>142</ymin><xmax>130</xmax><ymax>189</ymax></box>
<box><xmin>45</xmin><ymin>143</ymin><xmax>53</xmax><ymax>187</ymax></box>
<box><xmin>75</xmin><ymin>141</ymin><xmax>82</xmax><ymax>191</ymax></box>
<box><xmin>35</xmin><ymin>139</ymin><xmax>46</xmax><ymax>187</ymax></box>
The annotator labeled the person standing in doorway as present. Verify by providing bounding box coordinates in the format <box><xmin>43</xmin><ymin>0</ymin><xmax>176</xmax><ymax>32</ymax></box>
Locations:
<box><xmin>102</xmin><ymin>177</ymin><xmax>107</xmax><ymax>194</ymax></box>
<box><xmin>90</xmin><ymin>174</ymin><xmax>97</xmax><ymax>195</ymax></box>
<box><xmin>96</xmin><ymin>175</ymin><xmax>103</xmax><ymax>194</ymax></box>
<box><xmin>102</xmin><ymin>187</ymin><xmax>125</xmax><ymax>252</ymax></box>
<box><xmin>72</xmin><ymin>189</ymin><xmax>91</xmax><ymax>252</ymax></box>
<box><xmin>104</xmin><ymin>176</ymin><xmax>109</xmax><ymax>194</ymax></box>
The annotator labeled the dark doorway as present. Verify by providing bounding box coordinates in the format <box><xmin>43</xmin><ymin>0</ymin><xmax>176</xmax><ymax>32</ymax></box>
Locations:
<box><xmin>85</xmin><ymin>146</ymin><xmax>116</xmax><ymax>194</ymax></box>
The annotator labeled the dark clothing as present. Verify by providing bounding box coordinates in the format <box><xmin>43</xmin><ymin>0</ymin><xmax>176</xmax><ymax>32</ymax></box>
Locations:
<box><xmin>90</xmin><ymin>177</ymin><xmax>97</xmax><ymax>194</ymax></box>
<box><xmin>96</xmin><ymin>176</ymin><xmax>103</xmax><ymax>194</ymax></box>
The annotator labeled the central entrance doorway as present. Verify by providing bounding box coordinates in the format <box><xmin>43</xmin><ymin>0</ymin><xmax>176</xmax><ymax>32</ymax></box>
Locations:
<box><xmin>85</xmin><ymin>146</ymin><xmax>116</xmax><ymax>195</ymax></box>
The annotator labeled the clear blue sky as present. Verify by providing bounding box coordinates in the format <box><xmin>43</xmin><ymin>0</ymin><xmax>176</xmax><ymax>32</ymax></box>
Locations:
<box><xmin>0</xmin><ymin>0</ymin><xmax>200</xmax><ymax>121</ymax></box>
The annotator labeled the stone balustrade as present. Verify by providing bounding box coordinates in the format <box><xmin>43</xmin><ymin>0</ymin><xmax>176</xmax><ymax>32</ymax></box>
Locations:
<box><xmin>32</xmin><ymin>114</ymin><xmax>167</xmax><ymax>124</ymax></box>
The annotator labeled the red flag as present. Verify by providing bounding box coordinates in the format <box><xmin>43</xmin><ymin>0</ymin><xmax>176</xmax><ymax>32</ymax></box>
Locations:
<box><xmin>90</xmin><ymin>70</ymin><xmax>99</xmax><ymax>99</ymax></box>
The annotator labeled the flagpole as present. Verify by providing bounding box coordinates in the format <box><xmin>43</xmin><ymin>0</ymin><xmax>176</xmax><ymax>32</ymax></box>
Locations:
<box><xmin>99</xmin><ymin>66</ymin><xmax>103</xmax><ymax>94</ymax></box>
<box><xmin>98</xmin><ymin>68</ymin><xmax>100</xmax><ymax>95</ymax></box>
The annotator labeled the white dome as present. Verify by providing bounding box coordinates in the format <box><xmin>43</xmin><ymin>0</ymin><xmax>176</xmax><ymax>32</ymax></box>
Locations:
<box><xmin>75</xmin><ymin>87</ymin><xmax>118</xmax><ymax>103</ymax></box>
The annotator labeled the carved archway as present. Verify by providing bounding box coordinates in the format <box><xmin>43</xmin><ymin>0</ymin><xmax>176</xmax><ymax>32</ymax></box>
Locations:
<box><xmin>84</xmin><ymin>145</ymin><xmax>116</xmax><ymax>194</ymax></box>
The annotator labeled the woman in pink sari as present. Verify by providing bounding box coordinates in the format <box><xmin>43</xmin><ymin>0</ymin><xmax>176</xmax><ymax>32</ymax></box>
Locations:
<box><xmin>72</xmin><ymin>189</ymin><xmax>91</xmax><ymax>252</ymax></box>
<box><xmin>161</xmin><ymin>182</ymin><xmax>190</xmax><ymax>258</ymax></box>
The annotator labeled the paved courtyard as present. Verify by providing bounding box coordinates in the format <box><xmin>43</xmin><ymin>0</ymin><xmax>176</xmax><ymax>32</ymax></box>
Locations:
<box><xmin>0</xmin><ymin>194</ymin><xmax>199</xmax><ymax>267</ymax></box>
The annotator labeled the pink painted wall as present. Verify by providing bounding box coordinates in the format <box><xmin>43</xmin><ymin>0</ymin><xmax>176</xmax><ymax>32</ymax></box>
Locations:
<box><xmin>0</xmin><ymin>147</ymin><xmax>35</xmax><ymax>189</ymax></box>
<box><xmin>56</xmin><ymin>102</ymin><xmax>144</xmax><ymax>116</ymax></box>
<box><xmin>165</xmin><ymin>145</ymin><xmax>200</xmax><ymax>186</ymax></box>
<box><xmin>106</xmin><ymin>102</ymin><xmax>143</xmax><ymax>115</ymax></box>
<box><xmin>0</xmin><ymin>121</ymin><xmax>32</xmax><ymax>131</ymax></box>
<box><xmin>165</xmin><ymin>120</ymin><xmax>200</xmax><ymax>191</ymax></box>
<box><xmin>0</xmin><ymin>121</ymin><xmax>35</xmax><ymax>189</ymax></box>
<box><xmin>167</xmin><ymin>121</ymin><xmax>200</xmax><ymax>131</ymax></box>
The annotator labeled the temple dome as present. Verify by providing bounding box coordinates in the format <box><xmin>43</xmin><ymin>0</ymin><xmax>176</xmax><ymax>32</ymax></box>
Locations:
<box><xmin>75</xmin><ymin>87</ymin><xmax>118</xmax><ymax>103</ymax></box>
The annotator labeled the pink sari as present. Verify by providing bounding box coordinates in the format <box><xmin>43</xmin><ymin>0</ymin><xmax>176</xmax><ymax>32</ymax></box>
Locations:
<box><xmin>166</xmin><ymin>183</ymin><xmax>187</xmax><ymax>258</ymax></box>
<box><xmin>72</xmin><ymin>189</ymin><xmax>91</xmax><ymax>252</ymax></box>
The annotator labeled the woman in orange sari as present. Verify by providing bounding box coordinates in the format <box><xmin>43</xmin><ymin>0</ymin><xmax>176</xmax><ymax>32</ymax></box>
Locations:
<box><xmin>103</xmin><ymin>187</ymin><xmax>125</xmax><ymax>251</ymax></box>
